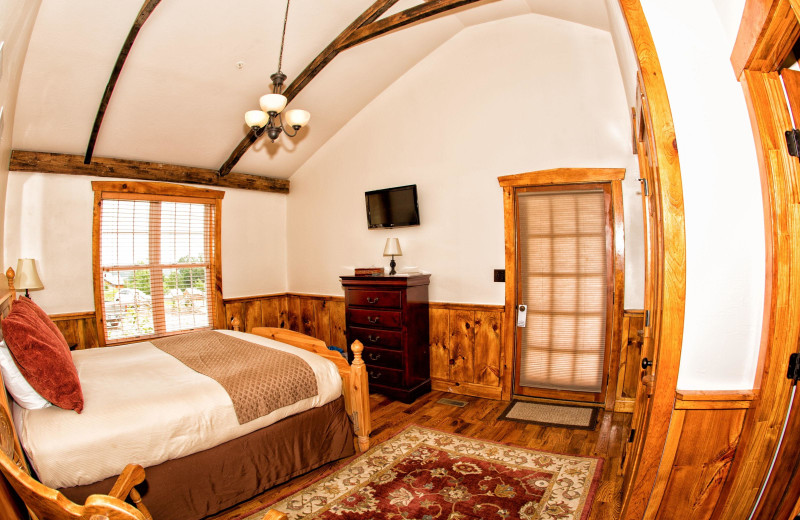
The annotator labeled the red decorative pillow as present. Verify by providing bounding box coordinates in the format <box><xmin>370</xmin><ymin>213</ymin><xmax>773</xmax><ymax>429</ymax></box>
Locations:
<box><xmin>1</xmin><ymin>302</ymin><xmax>83</xmax><ymax>413</ymax></box>
<box><xmin>15</xmin><ymin>297</ymin><xmax>71</xmax><ymax>355</ymax></box>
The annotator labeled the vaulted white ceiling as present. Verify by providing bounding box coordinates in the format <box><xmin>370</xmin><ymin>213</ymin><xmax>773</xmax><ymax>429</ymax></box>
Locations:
<box><xmin>12</xmin><ymin>0</ymin><xmax>611</xmax><ymax>179</ymax></box>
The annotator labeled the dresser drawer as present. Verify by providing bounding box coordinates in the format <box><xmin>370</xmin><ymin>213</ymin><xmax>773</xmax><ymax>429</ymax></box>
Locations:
<box><xmin>349</xmin><ymin>326</ymin><xmax>402</xmax><ymax>350</ymax></box>
<box><xmin>348</xmin><ymin>308</ymin><xmax>402</xmax><ymax>329</ymax></box>
<box><xmin>346</xmin><ymin>289</ymin><xmax>401</xmax><ymax>309</ymax></box>
<box><xmin>361</xmin><ymin>346</ymin><xmax>403</xmax><ymax>368</ymax></box>
<box><xmin>365</xmin><ymin>365</ymin><xmax>403</xmax><ymax>387</ymax></box>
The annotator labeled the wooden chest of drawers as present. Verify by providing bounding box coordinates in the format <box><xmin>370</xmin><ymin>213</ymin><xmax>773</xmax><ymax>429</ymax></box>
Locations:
<box><xmin>340</xmin><ymin>274</ymin><xmax>431</xmax><ymax>403</ymax></box>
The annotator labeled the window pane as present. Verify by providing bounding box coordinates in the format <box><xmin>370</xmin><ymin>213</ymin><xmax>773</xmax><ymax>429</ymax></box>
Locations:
<box><xmin>102</xmin><ymin>269</ymin><xmax>154</xmax><ymax>341</ymax></box>
<box><xmin>161</xmin><ymin>203</ymin><xmax>207</xmax><ymax>264</ymax></box>
<box><xmin>100</xmin><ymin>200</ymin><xmax>150</xmax><ymax>266</ymax></box>
<box><xmin>162</xmin><ymin>267</ymin><xmax>209</xmax><ymax>332</ymax></box>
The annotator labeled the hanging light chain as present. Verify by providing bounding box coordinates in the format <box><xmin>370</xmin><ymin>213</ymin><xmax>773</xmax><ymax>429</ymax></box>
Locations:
<box><xmin>276</xmin><ymin>0</ymin><xmax>291</xmax><ymax>74</ymax></box>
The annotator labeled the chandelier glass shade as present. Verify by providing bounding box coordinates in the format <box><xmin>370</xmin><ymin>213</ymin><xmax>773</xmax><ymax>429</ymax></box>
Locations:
<box><xmin>244</xmin><ymin>0</ymin><xmax>310</xmax><ymax>143</ymax></box>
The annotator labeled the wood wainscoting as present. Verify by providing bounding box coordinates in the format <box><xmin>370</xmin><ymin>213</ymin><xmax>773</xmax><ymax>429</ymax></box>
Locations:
<box><xmin>429</xmin><ymin>303</ymin><xmax>504</xmax><ymax>400</ymax></box>
<box><xmin>615</xmin><ymin>310</ymin><xmax>645</xmax><ymax>413</ymax></box>
<box><xmin>638</xmin><ymin>390</ymin><xmax>757</xmax><ymax>519</ymax></box>
<box><xmin>51</xmin><ymin>312</ymin><xmax>101</xmax><ymax>350</ymax></box>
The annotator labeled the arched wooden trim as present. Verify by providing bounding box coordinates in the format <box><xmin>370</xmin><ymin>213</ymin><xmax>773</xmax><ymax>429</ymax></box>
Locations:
<box><xmin>84</xmin><ymin>0</ymin><xmax>162</xmax><ymax>164</ymax></box>
<box><xmin>616</xmin><ymin>1</ymin><xmax>687</xmax><ymax>519</ymax></box>
<box><xmin>497</xmin><ymin>168</ymin><xmax>627</xmax><ymax>404</ymax></box>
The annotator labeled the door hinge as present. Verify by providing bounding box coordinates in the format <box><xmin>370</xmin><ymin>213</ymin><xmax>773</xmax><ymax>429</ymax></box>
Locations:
<box><xmin>645</xmin><ymin>310</ymin><xmax>651</xmax><ymax>327</ymax></box>
<box><xmin>786</xmin><ymin>129</ymin><xmax>800</xmax><ymax>158</ymax></box>
<box><xmin>788</xmin><ymin>353</ymin><xmax>800</xmax><ymax>383</ymax></box>
<box><xmin>628</xmin><ymin>428</ymin><xmax>636</xmax><ymax>443</ymax></box>
<box><xmin>638</xmin><ymin>177</ymin><xmax>650</xmax><ymax>196</ymax></box>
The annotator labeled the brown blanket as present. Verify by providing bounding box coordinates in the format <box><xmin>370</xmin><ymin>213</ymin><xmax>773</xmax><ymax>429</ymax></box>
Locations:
<box><xmin>151</xmin><ymin>331</ymin><xmax>318</xmax><ymax>424</ymax></box>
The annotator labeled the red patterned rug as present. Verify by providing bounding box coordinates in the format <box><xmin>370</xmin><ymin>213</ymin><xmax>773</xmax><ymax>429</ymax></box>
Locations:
<box><xmin>239</xmin><ymin>426</ymin><xmax>603</xmax><ymax>520</ymax></box>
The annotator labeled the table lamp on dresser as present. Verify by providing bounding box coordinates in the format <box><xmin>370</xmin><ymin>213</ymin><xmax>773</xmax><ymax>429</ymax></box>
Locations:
<box><xmin>383</xmin><ymin>238</ymin><xmax>402</xmax><ymax>275</ymax></box>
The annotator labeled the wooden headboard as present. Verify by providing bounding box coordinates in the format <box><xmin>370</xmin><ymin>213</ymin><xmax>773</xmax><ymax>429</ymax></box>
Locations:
<box><xmin>0</xmin><ymin>289</ymin><xmax>29</xmax><ymax>519</ymax></box>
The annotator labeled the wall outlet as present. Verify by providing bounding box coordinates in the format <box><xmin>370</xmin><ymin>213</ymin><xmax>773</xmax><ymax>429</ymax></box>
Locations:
<box><xmin>493</xmin><ymin>269</ymin><xmax>505</xmax><ymax>282</ymax></box>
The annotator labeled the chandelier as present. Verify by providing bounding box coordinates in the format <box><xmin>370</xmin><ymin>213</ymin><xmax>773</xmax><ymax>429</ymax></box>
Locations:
<box><xmin>244</xmin><ymin>0</ymin><xmax>310</xmax><ymax>142</ymax></box>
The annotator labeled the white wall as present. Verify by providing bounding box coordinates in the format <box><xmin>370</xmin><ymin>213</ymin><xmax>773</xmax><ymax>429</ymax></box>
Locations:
<box><xmin>4</xmin><ymin>172</ymin><xmax>288</xmax><ymax>314</ymax></box>
<box><xmin>0</xmin><ymin>1</ymin><xmax>41</xmax><ymax>267</ymax></box>
<box><xmin>640</xmin><ymin>0</ymin><xmax>764</xmax><ymax>390</ymax></box>
<box><xmin>287</xmin><ymin>14</ymin><xmax>638</xmax><ymax>304</ymax></box>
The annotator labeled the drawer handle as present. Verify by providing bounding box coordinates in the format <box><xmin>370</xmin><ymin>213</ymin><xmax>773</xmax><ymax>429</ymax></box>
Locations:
<box><xmin>368</xmin><ymin>370</ymin><xmax>382</xmax><ymax>379</ymax></box>
<box><xmin>366</xmin><ymin>297</ymin><xmax>379</xmax><ymax>304</ymax></box>
<box><xmin>367</xmin><ymin>316</ymin><xmax>380</xmax><ymax>324</ymax></box>
<box><xmin>368</xmin><ymin>352</ymin><xmax>381</xmax><ymax>361</ymax></box>
<box><xmin>368</xmin><ymin>335</ymin><xmax>381</xmax><ymax>343</ymax></box>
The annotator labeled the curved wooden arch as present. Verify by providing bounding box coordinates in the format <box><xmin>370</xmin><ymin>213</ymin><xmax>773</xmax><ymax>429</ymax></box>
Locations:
<box><xmin>84</xmin><ymin>0</ymin><xmax>162</xmax><ymax>165</ymax></box>
<box><xmin>616</xmin><ymin>1</ymin><xmax>687</xmax><ymax>518</ymax></box>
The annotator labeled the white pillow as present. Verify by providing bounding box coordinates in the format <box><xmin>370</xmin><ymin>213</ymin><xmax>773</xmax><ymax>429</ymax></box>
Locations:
<box><xmin>0</xmin><ymin>339</ymin><xmax>51</xmax><ymax>409</ymax></box>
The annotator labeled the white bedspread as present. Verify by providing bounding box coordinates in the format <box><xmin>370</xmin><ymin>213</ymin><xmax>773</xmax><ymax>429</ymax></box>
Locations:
<box><xmin>13</xmin><ymin>330</ymin><xmax>342</xmax><ymax>489</ymax></box>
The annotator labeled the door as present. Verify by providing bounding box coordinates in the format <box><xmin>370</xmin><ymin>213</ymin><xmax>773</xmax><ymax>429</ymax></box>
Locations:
<box><xmin>622</xmin><ymin>83</ymin><xmax>662</xmax><ymax>501</ymax></box>
<box><xmin>513</xmin><ymin>183</ymin><xmax>615</xmax><ymax>404</ymax></box>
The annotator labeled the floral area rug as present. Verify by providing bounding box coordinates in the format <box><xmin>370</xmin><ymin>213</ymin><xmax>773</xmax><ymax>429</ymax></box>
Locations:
<box><xmin>240</xmin><ymin>426</ymin><xmax>603</xmax><ymax>520</ymax></box>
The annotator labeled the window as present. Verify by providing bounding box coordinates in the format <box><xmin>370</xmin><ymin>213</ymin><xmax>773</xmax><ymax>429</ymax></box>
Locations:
<box><xmin>516</xmin><ymin>186</ymin><xmax>612</xmax><ymax>395</ymax></box>
<box><xmin>92</xmin><ymin>182</ymin><xmax>224</xmax><ymax>345</ymax></box>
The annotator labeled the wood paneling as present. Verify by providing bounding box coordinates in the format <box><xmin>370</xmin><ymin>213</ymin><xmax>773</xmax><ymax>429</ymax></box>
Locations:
<box><xmin>616</xmin><ymin>311</ymin><xmax>645</xmax><ymax>412</ymax></box>
<box><xmin>50</xmin><ymin>312</ymin><xmax>101</xmax><ymax>350</ymax></box>
<box><xmin>429</xmin><ymin>303</ymin><xmax>504</xmax><ymax>400</ymax></box>
<box><xmin>473</xmin><ymin>311</ymin><xmax>501</xmax><ymax>387</ymax></box>
<box><xmin>641</xmin><ymin>394</ymin><xmax>753</xmax><ymax>520</ymax></box>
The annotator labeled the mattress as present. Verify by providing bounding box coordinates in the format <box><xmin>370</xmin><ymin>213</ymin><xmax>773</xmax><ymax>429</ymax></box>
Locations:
<box><xmin>13</xmin><ymin>329</ymin><xmax>342</xmax><ymax>489</ymax></box>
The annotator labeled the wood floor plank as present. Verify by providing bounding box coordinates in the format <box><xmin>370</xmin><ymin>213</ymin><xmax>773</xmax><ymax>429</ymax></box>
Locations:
<box><xmin>207</xmin><ymin>391</ymin><xmax>630</xmax><ymax>520</ymax></box>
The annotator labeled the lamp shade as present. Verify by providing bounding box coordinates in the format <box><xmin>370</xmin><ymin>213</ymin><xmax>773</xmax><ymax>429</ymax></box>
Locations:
<box><xmin>259</xmin><ymin>93</ymin><xmax>287</xmax><ymax>115</ymax></box>
<box><xmin>284</xmin><ymin>109</ymin><xmax>311</xmax><ymax>129</ymax></box>
<box><xmin>383</xmin><ymin>238</ymin><xmax>402</xmax><ymax>257</ymax></box>
<box><xmin>15</xmin><ymin>259</ymin><xmax>43</xmax><ymax>291</ymax></box>
<box><xmin>245</xmin><ymin>110</ymin><xmax>268</xmax><ymax>129</ymax></box>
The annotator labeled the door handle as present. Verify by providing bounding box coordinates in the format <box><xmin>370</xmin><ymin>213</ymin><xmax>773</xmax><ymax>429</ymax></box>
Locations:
<box><xmin>641</xmin><ymin>358</ymin><xmax>653</xmax><ymax>369</ymax></box>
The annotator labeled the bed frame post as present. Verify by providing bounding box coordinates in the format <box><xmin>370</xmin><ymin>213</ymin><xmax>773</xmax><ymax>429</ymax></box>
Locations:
<box><xmin>349</xmin><ymin>341</ymin><xmax>371</xmax><ymax>452</ymax></box>
<box><xmin>6</xmin><ymin>268</ymin><xmax>16</xmax><ymax>303</ymax></box>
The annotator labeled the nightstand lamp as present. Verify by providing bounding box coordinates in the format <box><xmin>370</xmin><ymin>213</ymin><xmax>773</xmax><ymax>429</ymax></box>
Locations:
<box><xmin>15</xmin><ymin>258</ymin><xmax>44</xmax><ymax>298</ymax></box>
<box><xmin>383</xmin><ymin>238</ymin><xmax>402</xmax><ymax>276</ymax></box>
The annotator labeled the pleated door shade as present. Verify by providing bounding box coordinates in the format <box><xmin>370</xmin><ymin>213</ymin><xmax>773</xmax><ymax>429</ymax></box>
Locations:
<box><xmin>15</xmin><ymin>259</ymin><xmax>44</xmax><ymax>294</ymax></box>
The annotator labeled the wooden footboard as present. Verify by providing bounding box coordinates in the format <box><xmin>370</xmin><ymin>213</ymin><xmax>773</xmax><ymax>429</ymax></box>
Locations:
<box><xmin>249</xmin><ymin>327</ymin><xmax>371</xmax><ymax>452</ymax></box>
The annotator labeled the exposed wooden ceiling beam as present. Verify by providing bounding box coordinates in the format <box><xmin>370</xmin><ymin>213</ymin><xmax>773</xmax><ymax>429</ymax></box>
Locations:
<box><xmin>218</xmin><ymin>0</ymin><xmax>400</xmax><ymax>177</ymax></box>
<box><xmin>84</xmin><ymin>0</ymin><xmax>163</xmax><ymax>165</ymax></box>
<box><xmin>11</xmin><ymin>151</ymin><xmax>289</xmax><ymax>194</ymax></box>
<box><xmin>337</xmin><ymin>0</ymin><xmax>489</xmax><ymax>51</ymax></box>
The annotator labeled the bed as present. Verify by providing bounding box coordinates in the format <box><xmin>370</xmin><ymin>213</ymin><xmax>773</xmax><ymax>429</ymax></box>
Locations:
<box><xmin>0</xmin><ymin>273</ymin><xmax>371</xmax><ymax>520</ymax></box>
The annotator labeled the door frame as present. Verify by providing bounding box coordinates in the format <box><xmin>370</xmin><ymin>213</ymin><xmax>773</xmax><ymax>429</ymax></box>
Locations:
<box><xmin>708</xmin><ymin>1</ymin><xmax>800</xmax><ymax>518</ymax></box>
<box><xmin>498</xmin><ymin>168</ymin><xmax>626</xmax><ymax>411</ymax></box>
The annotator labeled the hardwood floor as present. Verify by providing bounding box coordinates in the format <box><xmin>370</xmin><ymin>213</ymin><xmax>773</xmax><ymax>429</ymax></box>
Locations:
<box><xmin>208</xmin><ymin>391</ymin><xmax>631</xmax><ymax>520</ymax></box>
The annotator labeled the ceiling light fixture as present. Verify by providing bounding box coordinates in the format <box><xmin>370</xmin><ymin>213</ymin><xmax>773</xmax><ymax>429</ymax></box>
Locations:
<box><xmin>244</xmin><ymin>0</ymin><xmax>310</xmax><ymax>142</ymax></box>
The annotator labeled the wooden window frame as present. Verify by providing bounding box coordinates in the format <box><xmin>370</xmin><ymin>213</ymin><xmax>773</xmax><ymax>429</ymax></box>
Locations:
<box><xmin>92</xmin><ymin>181</ymin><xmax>225</xmax><ymax>346</ymax></box>
<box><xmin>498</xmin><ymin>168</ymin><xmax>626</xmax><ymax>411</ymax></box>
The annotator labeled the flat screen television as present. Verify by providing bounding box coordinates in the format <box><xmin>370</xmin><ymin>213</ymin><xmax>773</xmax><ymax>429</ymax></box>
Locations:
<box><xmin>365</xmin><ymin>184</ymin><xmax>420</xmax><ymax>229</ymax></box>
